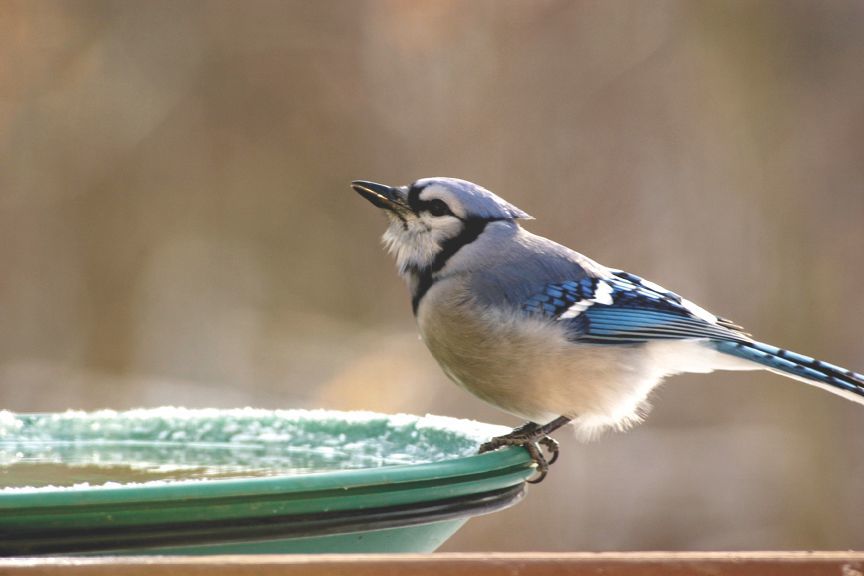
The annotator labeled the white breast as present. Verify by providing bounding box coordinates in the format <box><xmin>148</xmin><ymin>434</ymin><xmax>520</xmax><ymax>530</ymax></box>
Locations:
<box><xmin>417</xmin><ymin>279</ymin><xmax>662</xmax><ymax>438</ymax></box>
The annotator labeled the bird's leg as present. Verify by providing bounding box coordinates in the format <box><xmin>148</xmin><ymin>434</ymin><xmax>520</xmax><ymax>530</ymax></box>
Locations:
<box><xmin>479</xmin><ymin>416</ymin><xmax>571</xmax><ymax>483</ymax></box>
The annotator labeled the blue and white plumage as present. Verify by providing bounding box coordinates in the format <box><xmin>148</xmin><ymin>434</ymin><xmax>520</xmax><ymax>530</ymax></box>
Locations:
<box><xmin>352</xmin><ymin>177</ymin><xmax>863</xmax><ymax>474</ymax></box>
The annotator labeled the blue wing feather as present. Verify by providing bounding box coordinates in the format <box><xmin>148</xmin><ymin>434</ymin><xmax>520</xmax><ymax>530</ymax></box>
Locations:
<box><xmin>520</xmin><ymin>269</ymin><xmax>864</xmax><ymax>402</ymax></box>
<box><xmin>522</xmin><ymin>271</ymin><xmax>748</xmax><ymax>345</ymax></box>
<box><xmin>576</xmin><ymin>308</ymin><xmax>743</xmax><ymax>344</ymax></box>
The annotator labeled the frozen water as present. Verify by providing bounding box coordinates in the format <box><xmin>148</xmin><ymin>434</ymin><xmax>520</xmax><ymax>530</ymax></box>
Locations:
<box><xmin>0</xmin><ymin>408</ymin><xmax>510</xmax><ymax>491</ymax></box>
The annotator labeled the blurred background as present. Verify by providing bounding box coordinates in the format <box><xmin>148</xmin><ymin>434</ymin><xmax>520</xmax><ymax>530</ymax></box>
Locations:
<box><xmin>2</xmin><ymin>0</ymin><xmax>864</xmax><ymax>551</ymax></box>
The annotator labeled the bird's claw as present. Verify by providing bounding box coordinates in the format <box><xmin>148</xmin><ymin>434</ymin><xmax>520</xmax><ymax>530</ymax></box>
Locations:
<box><xmin>538</xmin><ymin>435</ymin><xmax>560</xmax><ymax>465</ymax></box>
<box><xmin>479</xmin><ymin>429</ymin><xmax>561</xmax><ymax>484</ymax></box>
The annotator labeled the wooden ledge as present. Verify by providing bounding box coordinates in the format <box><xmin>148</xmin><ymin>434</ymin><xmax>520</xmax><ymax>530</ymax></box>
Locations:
<box><xmin>1</xmin><ymin>552</ymin><xmax>863</xmax><ymax>576</ymax></box>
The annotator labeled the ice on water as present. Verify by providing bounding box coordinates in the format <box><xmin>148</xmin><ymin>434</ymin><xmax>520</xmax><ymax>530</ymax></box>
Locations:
<box><xmin>0</xmin><ymin>408</ymin><xmax>509</xmax><ymax>492</ymax></box>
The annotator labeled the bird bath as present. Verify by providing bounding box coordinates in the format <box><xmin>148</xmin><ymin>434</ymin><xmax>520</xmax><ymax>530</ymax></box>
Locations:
<box><xmin>0</xmin><ymin>408</ymin><xmax>533</xmax><ymax>555</ymax></box>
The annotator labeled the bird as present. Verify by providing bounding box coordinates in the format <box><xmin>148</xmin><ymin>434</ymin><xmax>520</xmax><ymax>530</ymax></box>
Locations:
<box><xmin>351</xmin><ymin>177</ymin><xmax>864</xmax><ymax>482</ymax></box>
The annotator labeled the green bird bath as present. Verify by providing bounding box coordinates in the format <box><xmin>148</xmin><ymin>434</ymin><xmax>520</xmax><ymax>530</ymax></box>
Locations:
<box><xmin>0</xmin><ymin>408</ymin><xmax>533</xmax><ymax>556</ymax></box>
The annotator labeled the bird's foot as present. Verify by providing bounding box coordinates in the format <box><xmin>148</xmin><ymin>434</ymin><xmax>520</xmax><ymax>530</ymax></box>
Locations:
<box><xmin>478</xmin><ymin>417</ymin><xmax>570</xmax><ymax>484</ymax></box>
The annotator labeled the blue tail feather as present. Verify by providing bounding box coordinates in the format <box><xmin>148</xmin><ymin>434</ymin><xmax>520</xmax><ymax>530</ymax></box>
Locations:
<box><xmin>713</xmin><ymin>340</ymin><xmax>864</xmax><ymax>401</ymax></box>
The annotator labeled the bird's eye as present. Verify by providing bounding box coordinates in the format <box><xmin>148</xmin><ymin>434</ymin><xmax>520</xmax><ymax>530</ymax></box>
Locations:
<box><xmin>427</xmin><ymin>199</ymin><xmax>452</xmax><ymax>217</ymax></box>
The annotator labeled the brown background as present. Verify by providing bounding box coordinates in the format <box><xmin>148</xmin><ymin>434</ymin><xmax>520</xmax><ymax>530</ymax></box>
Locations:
<box><xmin>2</xmin><ymin>0</ymin><xmax>863</xmax><ymax>551</ymax></box>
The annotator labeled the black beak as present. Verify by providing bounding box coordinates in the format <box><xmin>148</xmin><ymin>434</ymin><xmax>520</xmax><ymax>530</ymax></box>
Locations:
<box><xmin>351</xmin><ymin>180</ymin><xmax>409</xmax><ymax>213</ymax></box>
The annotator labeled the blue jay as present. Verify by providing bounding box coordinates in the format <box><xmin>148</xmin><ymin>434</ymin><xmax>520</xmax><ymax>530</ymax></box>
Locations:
<box><xmin>352</xmin><ymin>177</ymin><xmax>864</xmax><ymax>481</ymax></box>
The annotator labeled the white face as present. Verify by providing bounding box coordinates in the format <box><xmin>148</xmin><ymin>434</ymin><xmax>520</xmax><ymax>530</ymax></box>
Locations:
<box><xmin>382</xmin><ymin>184</ymin><xmax>466</xmax><ymax>276</ymax></box>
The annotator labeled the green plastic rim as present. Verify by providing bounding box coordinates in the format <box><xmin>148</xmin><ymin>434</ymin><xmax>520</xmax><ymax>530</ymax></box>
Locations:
<box><xmin>0</xmin><ymin>408</ymin><xmax>534</xmax><ymax>555</ymax></box>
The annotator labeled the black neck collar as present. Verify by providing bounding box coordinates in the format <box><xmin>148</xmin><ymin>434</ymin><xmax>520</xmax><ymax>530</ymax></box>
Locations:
<box><xmin>410</xmin><ymin>219</ymin><xmax>491</xmax><ymax>314</ymax></box>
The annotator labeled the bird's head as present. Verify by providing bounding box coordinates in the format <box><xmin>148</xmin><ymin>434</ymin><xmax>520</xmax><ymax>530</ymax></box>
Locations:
<box><xmin>352</xmin><ymin>177</ymin><xmax>532</xmax><ymax>276</ymax></box>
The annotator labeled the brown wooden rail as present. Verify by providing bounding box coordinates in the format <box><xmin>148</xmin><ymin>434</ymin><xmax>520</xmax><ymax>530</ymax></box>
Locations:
<box><xmin>1</xmin><ymin>552</ymin><xmax>863</xmax><ymax>576</ymax></box>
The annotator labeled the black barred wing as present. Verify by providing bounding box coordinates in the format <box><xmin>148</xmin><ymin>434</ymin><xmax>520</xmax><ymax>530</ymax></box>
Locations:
<box><xmin>522</xmin><ymin>270</ymin><xmax>749</xmax><ymax>345</ymax></box>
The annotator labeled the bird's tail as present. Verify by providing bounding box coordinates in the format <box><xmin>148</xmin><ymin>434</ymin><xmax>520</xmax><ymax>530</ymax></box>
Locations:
<box><xmin>713</xmin><ymin>340</ymin><xmax>864</xmax><ymax>405</ymax></box>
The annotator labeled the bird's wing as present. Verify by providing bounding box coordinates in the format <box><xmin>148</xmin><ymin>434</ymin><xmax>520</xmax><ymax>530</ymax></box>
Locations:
<box><xmin>522</xmin><ymin>269</ymin><xmax>750</xmax><ymax>344</ymax></box>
